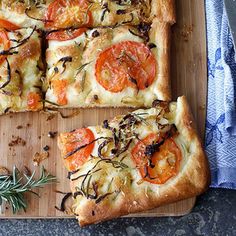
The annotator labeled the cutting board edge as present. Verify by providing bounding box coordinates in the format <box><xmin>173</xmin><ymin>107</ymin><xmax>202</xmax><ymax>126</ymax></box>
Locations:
<box><xmin>0</xmin><ymin>197</ymin><xmax>196</xmax><ymax>219</ymax></box>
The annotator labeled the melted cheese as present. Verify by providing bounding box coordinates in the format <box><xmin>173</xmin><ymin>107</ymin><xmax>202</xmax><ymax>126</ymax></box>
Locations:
<box><xmin>45</xmin><ymin>24</ymin><xmax>169</xmax><ymax>108</ymax></box>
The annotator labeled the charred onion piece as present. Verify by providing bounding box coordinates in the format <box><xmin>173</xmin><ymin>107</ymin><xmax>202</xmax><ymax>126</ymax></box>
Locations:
<box><xmin>145</xmin><ymin>140</ymin><xmax>165</xmax><ymax>157</ymax></box>
<box><xmin>87</xmin><ymin>182</ymin><xmax>98</xmax><ymax>200</ymax></box>
<box><xmin>0</xmin><ymin>58</ymin><xmax>11</xmax><ymax>89</ymax></box>
<box><xmin>70</xmin><ymin>168</ymin><xmax>102</xmax><ymax>181</ymax></box>
<box><xmin>55</xmin><ymin>192</ymin><xmax>72</xmax><ymax>212</ymax></box>
<box><xmin>101</xmin><ymin>3</ymin><xmax>110</xmax><ymax>21</ymax></box>
<box><xmin>115</xmin><ymin>139</ymin><xmax>133</xmax><ymax>157</ymax></box>
<box><xmin>128</xmin><ymin>76</ymin><xmax>138</xmax><ymax>86</ymax></box>
<box><xmin>67</xmin><ymin>168</ymin><xmax>80</xmax><ymax>179</ymax></box>
<box><xmin>95</xmin><ymin>192</ymin><xmax>114</xmax><ymax>204</ymax></box>
<box><xmin>0</xmin><ymin>27</ymin><xmax>36</xmax><ymax>57</ymax></box>
<box><xmin>144</xmin><ymin>125</ymin><xmax>177</xmax><ymax>157</ymax></box>
<box><xmin>148</xmin><ymin>43</ymin><xmax>157</xmax><ymax>49</ymax></box>
<box><xmin>152</xmin><ymin>99</ymin><xmax>169</xmax><ymax>111</ymax></box>
<box><xmin>98</xmin><ymin>138</ymin><xmax>113</xmax><ymax>159</ymax></box>
<box><xmin>58</xmin><ymin>56</ymin><xmax>72</xmax><ymax>74</ymax></box>
<box><xmin>122</xmin><ymin>13</ymin><xmax>134</xmax><ymax>24</ymax></box>
<box><xmin>64</xmin><ymin>137</ymin><xmax>109</xmax><ymax>159</ymax></box>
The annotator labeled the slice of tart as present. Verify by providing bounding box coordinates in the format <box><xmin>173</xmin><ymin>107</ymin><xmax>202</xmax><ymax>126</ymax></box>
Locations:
<box><xmin>58</xmin><ymin>96</ymin><xmax>210</xmax><ymax>226</ymax></box>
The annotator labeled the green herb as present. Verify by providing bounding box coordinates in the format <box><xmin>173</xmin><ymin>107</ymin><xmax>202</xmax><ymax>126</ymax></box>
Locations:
<box><xmin>43</xmin><ymin>99</ymin><xmax>60</xmax><ymax>107</ymax></box>
<box><xmin>74</xmin><ymin>41</ymin><xmax>81</xmax><ymax>48</ymax></box>
<box><xmin>0</xmin><ymin>166</ymin><xmax>56</xmax><ymax>214</ymax></box>
<box><xmin>76</xmin><ymin>62</ymin><xmax>92</xmax><ymax>76</ymax></box>
<box><xmin>132</xmin><ymin>112</ymin><xmax>150</xmax><ymax>125</ymax></box>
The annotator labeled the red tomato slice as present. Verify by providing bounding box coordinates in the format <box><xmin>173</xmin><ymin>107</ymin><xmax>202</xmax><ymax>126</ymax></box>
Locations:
<box><xmin>46</xmin><ymin>28</ymin><xmax>86</xmax><ymax>41</ymax></box>
<box><xmin>45</xmin><ymin>0</ymin><xmax>93</xmax><ymax>29</ymax></box>
<box><xmin>62</xmin><ymin>128</ymin><xmax>95</xmax><ymax>171</ymax></box>
<box><xmin>131</xmin><ymin>134</ymin><xmax>182</xmax><ymax>184</ymax></box>
<box><xmin>95</xmin><ymin>41</ymin><xmax>157</xmax><ymax>93</ymax></box>
<box><xmin>51</xmin><ymin>79</ymin><xmax>68</xmax><ymax>106</ymax></box>
<box><xmin>27</xmin><ymin>92</ymin><xmax>41</xmax><ymax>111</ymax></box>
<box><xmin>0</xmin><ymin>29</ymin><xmax>10</xmax><ymax>65</ymax></box>
<box><xmin>0</xmin><ymin>19</ymin><xmax>20</xmax><ymax>30</ymax></box>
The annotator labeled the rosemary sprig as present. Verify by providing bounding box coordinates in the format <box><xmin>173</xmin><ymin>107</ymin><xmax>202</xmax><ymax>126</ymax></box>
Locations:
<box><xmin>0</xmin><ymin>166</ymin><xmax>57</xmax><ymax>214</ymax></box>
<box><xmin>76</xmin><ymin>61</ymin><xmax>92</xmax><ymax>76</ymax></box>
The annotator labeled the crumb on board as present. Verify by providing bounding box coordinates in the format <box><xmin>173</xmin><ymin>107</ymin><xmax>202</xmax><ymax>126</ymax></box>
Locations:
<box><xmin>180</xmin><ymin>24</ymin><xmax>193</xmax><ymax>41</ymax></box>
<box><xmin>16</xmin><ymin>125</ymin><xmax>23</xmax><ymax>129</ymax></box>
<box><xmin>8</xmin><ymin>136</ymin><xmax>26</xmax><ymax>147</ymax></box>
<box><xmin>43</xmin><ymin>145</ymin><xmax>50</xmax><ymax>151</ymax></box>
<box><xmin>33</xmin><ymin>151</ymin><xmax>49</xmax><ymax>166</ymax></box>
<box><xmin>48</xmin><ymin>131</ymin><xmax>57</xmax><ymax>138</ymax></box>
<box><xmin>46</xmin><ymin>113</ymin><xmax>56</xmax><ymax>121</ymax></box>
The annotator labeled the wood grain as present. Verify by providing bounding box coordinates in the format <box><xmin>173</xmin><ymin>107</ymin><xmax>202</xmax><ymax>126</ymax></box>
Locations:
<box><xmin>0</xmin><ymin>0</ymin><xmax>207</xmax><ymax>218</ymax></box>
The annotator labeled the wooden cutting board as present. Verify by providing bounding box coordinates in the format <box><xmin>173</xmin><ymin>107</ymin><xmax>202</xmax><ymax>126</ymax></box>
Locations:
<box><xmin>0</xmin><ymin>0</ymin><xmax>207</xmax><ymax>218</ymax></box>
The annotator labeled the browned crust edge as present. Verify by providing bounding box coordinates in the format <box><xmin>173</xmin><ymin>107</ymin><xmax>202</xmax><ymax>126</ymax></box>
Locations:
<box><xmin>71</xmin><ymin>96</ymin><xmax>210</xmax><ymax>226</ymax></box>
<box><xmin>151</xmin><ymin>19</ymin><xmax>172</xmax><ymax>101</ymax></box>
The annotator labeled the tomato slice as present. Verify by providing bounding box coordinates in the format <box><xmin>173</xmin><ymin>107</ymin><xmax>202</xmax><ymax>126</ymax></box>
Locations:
<box><xmin>95</xmin><ymin>41</ymin><xmax>157</xmax><ymax>93</ymax></box>
<box><xmin>0</xmin><ymin>19</ymin><xmax>20</xmax><ymax>30</ymax></box>
<box><xmin>45</xmin><ymin>0</ymin><xmax>93</xmax><ymax>29</ymax></box>
<box><xmin>131</xmin><ymin>134</ymin><xmax>182</xmax><ymax>184</ymax></box>
<box><xmin>62</xmin><ymin>128</ymin><xmax>95</xmax><ymax>171</ymax></box>
<box><xmin>27</xmin><ymin>92</ymin><xmax>41</xmax><ymax>111</ymax></box>
<box><xmin>51</xmin><ymin>79</ymin><xmax>68</xmax><ymax>106</ymax></box>
<box><xmin>0</xmin><ymin>29</ymin><xmax>10</xmax><ymax>65</ymax></box>
<box><xmin>46</xmin><ymin>28</ymin><xmax>86</xmax><ymax>41</ymax></box>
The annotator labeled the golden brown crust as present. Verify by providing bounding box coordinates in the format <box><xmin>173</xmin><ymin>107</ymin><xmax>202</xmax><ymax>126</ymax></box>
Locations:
<box><xmin>150</xmin><ymin>19</ymin><xmax>171</xmax><ymax>101</ymax></box>
<box><xmin>174</xmin><ymin>96</ymin><xmax>211</xmax><ymax>193</ymax></box>
<box><xmin>59</xmin><ymin>96</ymin><xmax>210</xmax><ymax>226</ymax></box>
<box><xmin>151</xmin><ymin>0</ymin><xmax>176</xmax><ymax>24</ymax></box>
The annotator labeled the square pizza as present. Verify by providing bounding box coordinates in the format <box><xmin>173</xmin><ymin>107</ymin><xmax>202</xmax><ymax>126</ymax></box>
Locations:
<box><xmin>44</xmin><ymin>19</ymin><xmax>171</xmax><ymax>108</ymax></box>
<box><xmin>0</xmin><ymin>27</ymin><xmax>43</xmax><ymax>114</ymax></box>
<box><xmin>58</xmin><ymin>96</ymin><xmax>210</xmax><ymax>226</ymax></box>
<box><xmin>0</xmin><ymin>0</ymin><xmax>175</xmax><ymax>30</ymax></box>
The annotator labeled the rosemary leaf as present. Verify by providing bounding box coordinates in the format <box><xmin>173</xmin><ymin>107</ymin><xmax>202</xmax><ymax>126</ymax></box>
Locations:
<box><xmin>0</xmin><ymin>166</ymin><xmax>56</xmax><ymax>214</ymax></box>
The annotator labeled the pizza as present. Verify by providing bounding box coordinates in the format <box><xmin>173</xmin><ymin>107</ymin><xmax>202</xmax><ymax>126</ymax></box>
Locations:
<box><xmin>0</xmin><ymin>27</ymin><xmax>43</xmax><ymax>115</ymax></box>
<box><xmin>0</xmin><ymin>0</ymin><xmax>175</xmax><ymax>30</ymax></box>
<box><xmin>44</xmin><ymin>19</ymin><xmax>171</xmax><ymax>108</ymax></box>
<box><xmin>58</xmin><ymin>96</ymin><xmax>210</xmax><ymax>226</ymax></box>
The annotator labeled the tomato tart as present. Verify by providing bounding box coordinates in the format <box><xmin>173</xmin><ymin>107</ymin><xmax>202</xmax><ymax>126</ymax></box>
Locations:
<box><xmin>58</xmin><ymin>96</ymin><xmax>210</xmax><ymax>226</ymax></box>
<box><xmin>45</xmin><ymin>19</ymin><xmax>171</xmax><ymax>107</ymax></box>
<box><xmin>0</xmin><ymin>0</ymin><xmax>175</xmax><ymax>30</ymax></box>
<box><xmin>0</xmin><ymin>27</ymin><xmax>43</xmax><ymax>114</ymax></box>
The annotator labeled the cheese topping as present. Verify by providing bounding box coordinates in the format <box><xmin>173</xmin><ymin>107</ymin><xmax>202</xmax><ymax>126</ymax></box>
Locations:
<box><xmin>45</xmin><ymin>23</ymin><xmax>169</xmax><ymax>108</ymax></box>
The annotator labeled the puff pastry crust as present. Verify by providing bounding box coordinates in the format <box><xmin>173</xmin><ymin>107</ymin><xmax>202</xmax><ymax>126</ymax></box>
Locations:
<box><xmin>0</xmin><ymin>0</ymin><xmax>175</xmax><ymax>30</ymax></box>
<box><xmin>58</xmin><ymin>96</ymin><xmax>210</xmax><ymax>226</ymax></box>
<box><xmin>45</xmin><ymin>19</ymin><xmax>171</xmax><ymax>108</ymax></box>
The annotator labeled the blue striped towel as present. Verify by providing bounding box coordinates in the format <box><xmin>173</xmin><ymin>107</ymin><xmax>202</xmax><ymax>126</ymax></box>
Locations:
<box><xmin>205</xmin><ymin>0</ymin><xmax>236</xmax><ymax>189</ymax></box>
